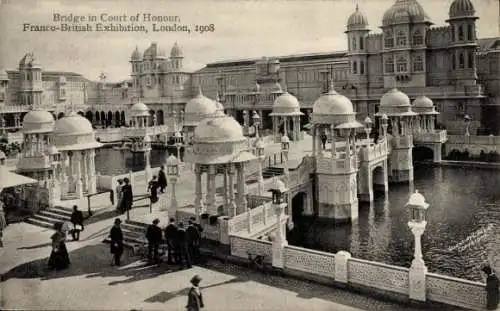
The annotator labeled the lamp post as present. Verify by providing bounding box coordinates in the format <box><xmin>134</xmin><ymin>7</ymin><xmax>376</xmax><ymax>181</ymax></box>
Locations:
<box><xmin>143</xmin><ymin>135</ymin><xmax>152</xmax><ymax>188</ymax></box>
<box><xmin>381</xmin><ymin>114</ymin><xmax>389</xmax><ymax>139</ymax></box>
<box><xmin>174</xmin><ymin>130</ymin><xmax>183</xmax><ymax>163</ymax></box>
<box><xmin>464</xmin><ymin>114</ymin><xmax>472</xmax><ymax>136</ymax></box>
<box><xmin>268</xmin><ymin>178</ymin><xmax>288</xmax><ymax>268</ymax></box>
<box><xmin>406</xmin><ymin>190</ymin><xmax>429</xmax><ymax>301</ymax></box>
<box><xmin>364</xmin><ymin>116</ymin><xmax>372</xmax><ymax>144</ymax></box>
<box><xmin>255</xmin><ymin>138</ymin><xmax>265</xmax><ymax>196</ymax></box>
<box><xmin>281</xmin><ymin>135</ymin><xmax>293</xmax><ymax>230</ymax></box>
<box><xmin>252</xmin><ymin>110</ymin><xmax>261</xmax><ymax>139</ymax></box>
<box><xmin>166</xmin><ymin>154</ymin><xmax>179</xmax><ymax>211</ymax></box>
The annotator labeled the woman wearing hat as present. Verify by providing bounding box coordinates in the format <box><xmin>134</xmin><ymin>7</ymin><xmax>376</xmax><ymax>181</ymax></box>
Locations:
<box><xmin>109</xmin><ymin>218</ymin><xmax>124</xmax><ymax>266</ymax></box>
<box><xmin>186</xmin><ymin>275</ymin><xmax>204</xmax><ymax>311</ymax></box>
<box><xmin>48</xmin><ymin>222</ymin><xmax>70</xmax><ymax>270</ymax></box>
<box><xmin>483</xmin><ymin>265</ymin><xmax>499</xmax><ymax>310</ymax></box>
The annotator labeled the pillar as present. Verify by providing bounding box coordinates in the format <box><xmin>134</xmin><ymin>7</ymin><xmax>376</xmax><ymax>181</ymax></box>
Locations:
<box><xmin>223</xmin><ymin>166</ymin><xmax>229</xmax><ymax>215</ymax></box>
<box><xmin>228</xmin><ymin>164</ymin><xmax>236</xmax><ymax>217</ymax></box>
<box><xmin>87</xmin><ymin>149</ymin><xmax>97</xmax><ymax>193</ymax></box>
<box><xmin>243</xmin><ymin>109</ymin><xmax>249</xmax><ymax>134</ymax></box>
<box><xmin>292</xmin><ymin>116</ymin><xmax>298</xmax><ymax>141</ymax></box>
<box><xmin>271</xmin><ymin>202</ymin><xmax>287</xmax><ymax>268</ymax></box>
<box><xmin>75</xmin><ymin>152</ymin><xmax>83</xmax><ymax>198</ymax></box>
<box><xmin>312</xmin><ymin>126</ymin><xmax>317</xmax><ymax>156</ymax></box>
<box><xmin>206</xmin><ymin>164</ymin><xmax>217</xmax><ymax>215</ymax></box>
<box><xmin>194</xmin><ymin>164</ymin><xmax>204</xmax><ymax>221</ymax></box>
<box><xmin>236</xmin><ymin>162</ymin><xmax>247</xmax><ymax>215</ymax></box>
<box><xmin>273</xmin><ymin>115</ymin><xmax>279</xmax><ymax>143</ymax></box>
<box><xmin>409</xmin><ymin>224</ymin><xmax>428</xmax><ymax>301</ymax></box>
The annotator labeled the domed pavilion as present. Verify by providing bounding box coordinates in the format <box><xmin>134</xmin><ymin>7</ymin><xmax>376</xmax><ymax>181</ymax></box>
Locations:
<box><xmin>183</xmin><ymin>87</ymin><xmax>218</xmax><ymax>143</ymax></box>
<box><xmin>270</xmin><ymin>90</ymin><xmax>304</xmax><ymax>142</ymax></box>
<box><xmin>412</xmin><ymin>96</ymin><xmax>439</xmax><ymax>134</ymax></box>
<box><xmin>191</xmin><ymin>103</ymin><xmax>256</xmax><ymax>219</ymax></box>
<box><xmin>52</xmin><ymin>111</ymin><xmax>103</xmax><ymax>199</ymax></box>
<box><xmin>124</xmin><ymin>102</ymin><xmax>156</xmax><ymax>153</ymax></box>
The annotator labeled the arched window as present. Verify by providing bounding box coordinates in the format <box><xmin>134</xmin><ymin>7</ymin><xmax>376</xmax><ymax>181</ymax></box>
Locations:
<box><xmin>459</xmin><ymin>53</ymin><xmax>465</xmax><ymax>68</ymax></box>
<box><xmin>396</xmin><ymin>31</ymin><xmax>407</xmax><ymax>46</ymax></box>
<box><xmin>412</xmin><ymin>29</ymin><xmax>423</xmax><ymax>45</ymax></box>
<box><xmin>360</xmin><ymin>37</ymin><xmax>364</xmax><ymax>50</ymax></box>
<box><xmin>396</xmin><ymin>56</ymin><xmax>407</xmax><ymax>72</ymax></box>
<box><xmin>352</xmin><ymin>37</ymin><xmax>357</xmax><ymax>50</ymax></box>
<box><xmin>467</xmin><ymin>24</ymin><xmax>474</xmax><ymax>41</ymax></box>
<box><xmin>468</xmin><ymin>51</ymin><xmax>474</xmax><ymax>68</ymax></box>
<box><xmin>413</xmin><ymin>55</ymin><xmax>424</xmax><ymax>72</ymax></box>
<box><xmin>352</xmin><ymin>61</ymin><xmax>358</xmax><ymax>74</ymax></box>
<box><xmin>458</xmin><ymin>26</ymin><xmax>464</xmax><ymax>41</ymax></box>
<box><xmin>384</xmin><ymin>30</ymin><xmax>394</xmax><ymax>48</ymax></box>
<box><xmin>360</xmin><ymin>60</ymin><xmax>365</xmax><ymax>74</ymax></box>
<box><xmin>385</xmin><ymin>57</ymin><xmax>394</xmax><ymax>73</ymax></box>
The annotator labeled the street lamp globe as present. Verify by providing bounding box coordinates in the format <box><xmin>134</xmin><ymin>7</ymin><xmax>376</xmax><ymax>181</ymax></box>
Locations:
<box><xmin>268</xmin><ymin>178</ymin><xmax>288</xmax><ymax>205</ymax></box>
<box><xmin>280</xmin><ymin>134</ymin><xmax>290</xmax><ymax>152</ymax></box>
<box><xmin>166</xmin><ymin>154</ymin><xmax>179</xmax><ymax>176</ymax></box>
<box><xmin>174</xmin><ymin>131</ymin><xmax>182</xmax><ymax>145</ymax></box>
<box><xmin>252</xmin><ymin>110</ymin><xmax>261</xmax><ymax>126</ymax></box>
<box><xmin>406</xmin><ymin>190</ymin><xmax>429</xmax><ymax>223</ymax></box>
<box><xmin>143</xmin><ymin>135</ymin><xmax>152</xmax><ymax>149</ymax></box>
<box><xmin>255</xmin><ymin>138</ymin><xmax>265</xmax><ymax>157</ymax></box>
<box><xmin>364</xmin><ymin>116</ymin><xmax>372</xmax><ymax>141</ymax></box>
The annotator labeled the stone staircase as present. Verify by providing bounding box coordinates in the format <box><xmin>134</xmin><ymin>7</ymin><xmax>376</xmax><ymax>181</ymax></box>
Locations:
<box><xmin>103</xmin><ymin>220</ymin><xmax>148</xmax><ymax>251</ymax></box>
<box><xmin>25</xmin><ymin>206</ymin><xmax>73</xmax><ymax>229</ymax></box>
<box><xmin>262</xmin><ymin>166</ymin><xmax>284</xmax><ymax>179</ymax></box>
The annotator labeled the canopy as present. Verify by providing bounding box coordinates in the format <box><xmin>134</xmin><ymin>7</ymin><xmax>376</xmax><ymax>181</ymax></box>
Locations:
<box><xmin>0</xmin><ymin>166</ymin><xmax>38</xmax><ymax>189</ymax></box>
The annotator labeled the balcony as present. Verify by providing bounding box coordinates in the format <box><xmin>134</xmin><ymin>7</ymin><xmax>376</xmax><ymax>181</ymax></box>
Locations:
<box><xmin>359</xmin><ymin>140</ymin><xmax>389</xmax><ymax>162</ymax></box>
<box><xmin>17</xmin><ymin>154</ymin><xmax>52</xmax><ymax>170</ymax></box>
<box><xmin>316</xmin><ymin>153</ymin><xmax>357</xmax><ymax>175</ymax></box>
<box><xmin>413</xmin><ymin>130</ymin><xmax>447</xmax><ymax>144</ymax></box>
<box><xmin>391</xmin><ymin>135</ymin><xmax>413</xmax><ymax>149</ymax></box>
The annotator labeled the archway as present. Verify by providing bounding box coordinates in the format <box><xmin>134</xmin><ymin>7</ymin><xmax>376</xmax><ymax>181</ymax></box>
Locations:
<box><xmin>100</xmin><ymin>111</ymin><xmax>106</xmax><ymax>126</ymax></box>
<box><xmin>85</xmin><ymin>111</ymin><xmax>93</xmax><ymax>123</ymax></box>
<box><xmin>372</xmin><ymin>165</ymin><xmax>386</xmax><ymax>195</ymax></box>
<box><xmin>287</xmin><ymin>192</ymin><xmax>307</xmax><ymax>245</ymax></box>
<box><xmin>107</xmin><ymin>111</ymin><xmax>113</xmax><ymax>127</ymax></box>
<box><xmin>114</xmin><ymin>111</ymin><xmax>120</xmax><ymax>127</ymax></box>
<box><xmin>120</xmin><ymin>111</ymin><xmax>126</xmax><ymax>125</ymax></box>
<box><xmin>95</xmin><ymin>111</ymin><xmax>100</xmax><ymax>123</ymax></box>
<box><xmin>156</xmin><ymin>110</ymin><xmax>164</xmax><ymax>125</ymax></box>
<box><xmin>412</xmin><ymin>146</ymin><xmax>434</xmax><ymax>162</ymax></box>
<box><xmin>291</xmin><ymin>192</ymin><xmax>306</xmax><ymax>223</ymax></box>
<box><xmin>262</xmin><ymin>110</ymin><xmax>272</xmax><ymax>131</ymax></box>
<box><xmin>149</xmin><ymin>110</ymin><xmax>155</xmax><ymax>126</ymax></box>
<box><xmin>57</xmin><ymin>112</ymin><xmax>65</xmax><ymax>120</ymax></box>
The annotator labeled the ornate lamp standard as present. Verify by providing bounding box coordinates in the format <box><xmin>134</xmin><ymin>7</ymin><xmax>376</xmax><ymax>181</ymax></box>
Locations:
<box><xmin>406</xmin><ymin>190</ymin><xmax>429</xmax><ymax>301</ymax></box>
<box><xmin>381</xmin><ymin>114</ymin><xmax>389</xmax><ymax>139</ymax></box>
<box><xmin>281</xmin><ymin>134</ymin><xmax>293</xmax><ymax>229</ymax></box>
<box><xmin>255</xmin><ymin>138</ymin><xmax>265</xmax><ymax>196</ymax></box>
<box><xmin>143</xmin><ymin>135</ymin><xmax>152</xmax><ymax>188</ymax></box>
<box><xmin>166</xmin><ymin>154</ymin><xmax>179</xmax><ymax>211</ymax></box>
<box><xmin>364</xmin><ymin>116</ymin><xmax>372</xmax><ymax>143</ymax></box>
<box><xmin>268</xmin><ymin>178</ymin><xmax>288</xmax><ymax>268</ymax></box>
<box><xmin>174</xmin><ymin>130</ymin><xmax>183</xmax><ymax>163</ymax></box>
<box><xmin>464</xmin><ymin>114</ymin><xmax>472</xmax><ymax>136</ymax></box>
<box><xmin>252</xmin><ymin>110</ymin><xmax>261</xmax><ymax>139</ymax></box>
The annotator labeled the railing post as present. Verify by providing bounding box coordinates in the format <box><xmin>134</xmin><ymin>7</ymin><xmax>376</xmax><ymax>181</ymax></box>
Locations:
<box><xmin>334</xmin><ymin>251</ymin><xmax>351</xmax><ymax>283</ymax></box>
<box><xmin>87</xmin><ymin>195</ymin><xmax>92</xmax><ymax>217</ymax></box>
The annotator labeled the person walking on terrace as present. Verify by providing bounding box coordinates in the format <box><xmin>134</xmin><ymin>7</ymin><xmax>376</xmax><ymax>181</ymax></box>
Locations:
<box><xmin>109</xmin><ymin>218</ymin><xmax>124</xmax><ymax>266</ymax></box>
<box><xmin>186</xmin><ymin>274</ymin><xmax>204</xmax><ymax>311</ymax></box>
<box><xmin>187</xmin><ymin>220</ymin><xmax>202</xmax><ymax>264</ymax></box>
<box><xmin>121</xmin><ymin>178</ymin><xmax>133</xmax><ymax>214</ymax></box>
<box><xmin>483</xmin><ymin>265</ymin><xmax>499</xmax><ymax>310</ymax></box>
<box><xmin>146</xmin><ymin>218</ymin><xmax>163</xmax><ymax>265</ymax></box>
<box><xmin>148</xmin><ymin>175</ymin><xmax>159</xmax><ymax>205</ymax></box>
<box><xmin>158</xmin><ymin>166</ymin><xmax>167</xmax><ymax>194</ymax></box>
<box><xmin>320</xmin><ymin>132</ymin><xmax>327</xmax><ymax>150</ymax></box>
<box><xmin>164</xmin><ymin>218</ymin><xmax>178</xmax><ymax>264</ymax></box>
<box><xmin>70</xmin><ymin>205</ymin><xmax>84</xmax><ymax>241</ymax></box>
<box><xmin>175</xmin><ymin>222</ymin><xmax>192</xmax><ymax>269</ymax></box>
<box><xmin>115</xmin><ymin>179</ymin><xmax>124</xmax><ymax>213</ymax></box>
<box><xmin>48</xmin><ymin>222</ymin><xmax>70</xmax><ymax>271</ymax></box>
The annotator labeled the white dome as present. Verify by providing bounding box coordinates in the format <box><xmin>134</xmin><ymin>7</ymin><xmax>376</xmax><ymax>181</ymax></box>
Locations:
<box><xmin>47</xmin><ymin>145</ymin><xmax>59</xmax><ymax>155</ymax></box>
<box><xmin>0</xmin><ymin>69</ymin><xmax>9</xmax><ymax>81</ymax></box>
<box><xmin>194</xmin><ymin>116</ymin><xmax>244</xmax><ymax>143</ymax></box>
<box><xmin>131</xmin><ymin>102</ymin><xmax>150</xmax><ymax>117</ymax></box>
<box><xmin>272</xmin><ymin>92</ymin><xmax>301</xmax><ymax>115</ymax></box>
<box><xmin>406</xmin><ymin>190</ymin><xmax>429</xmax><ymax>209</ymax></box>
<box><xmin>412</xmin><ymin>96</ymin><xmax>433</xmax><ymax>108</ymax></box>
<box><xmin>313</xmin><ymin>90</ymin><xmax>354</xmax><ymax>115</ymax></box>
<box><xmin>54</xmin><ymin>112</ymin><xmax>93</xmax><ymax>136</ymax></box>
<box><xmin>166</xmin><ymin>154</ymin><xmax>179</xmax><ymax>166</ymax></box>
<box><xmin>185</xmin><ymin>89</ymin><xmax>217</xmax><ymax>115</ymax></box>
<box><xmin>380</xmin><ymin>88</ymin><xmax>411</xmax><ymax>107</ymax></box>
<box><xmin>22</xmin><ymin>109</ymin><xmax>55</xmax><ymax>133</ymax></box>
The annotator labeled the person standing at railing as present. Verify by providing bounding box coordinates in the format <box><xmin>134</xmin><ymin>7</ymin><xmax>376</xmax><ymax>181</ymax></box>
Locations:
<box><xmin>175</xmin><ymin>222</ymin><xmax>192</xmax><ymax>269</ymax></box>
<box><xmin>320</xmin><ymin>132</ymin><xmax>327</xmax><ymax>150</ymax></box>
<box><xmin>187</xmin><ymin>220</ymin><xmax>201</xmax><ymax>264</ymax></box>
<box><xmin>121</xmin><ymin>178</ymin><xmax>133</xmax><ymax>215</ymax></box>
<box><xmin>115</xmin><ymin>179</ymin><xmax>124</xmax><ymax>213</ymax></box>
<box><xmin>483</xmin><ymin>265</ymin><xmax>499</xmax><ymax>310</ymax></box>
<box><xmin>146</xmin><ymin>218</ymin><xmax>162</xmax><ymax>265</ymax></box>
<box><xmin>158</xmin><ymin>166</ymin><xmax>167</xmax><ymax>194</ymax></box>
<box><xmin>148</xmin><ymin>175</ymin><xmax>159</xmax><ymax>205</ymax></box>
<box><xmin>164</xmin><ymin>218</ymin><xmax>178</xmax><ymax>265</ymax></box>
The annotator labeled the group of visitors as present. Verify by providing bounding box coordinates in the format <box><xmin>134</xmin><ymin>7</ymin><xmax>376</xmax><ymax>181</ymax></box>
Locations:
<box><xmin>146</xmin><ymin>217</ymin><xmax>203</xmax><ymax>268</ymax></box>
<box><xmin>115</xmin><ymin>178</ymin><xmax>134</xmax><ymax>214</ymax></box>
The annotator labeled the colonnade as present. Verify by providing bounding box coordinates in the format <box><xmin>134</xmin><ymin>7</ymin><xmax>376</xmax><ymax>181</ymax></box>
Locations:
<box><xmin>59</xmin><ymin>149</ymin><xmax>97</xmax><ymax>198</ymax></box>
<box><xmin>272</xmin><ymin>115</ymin><xmax>301</xmax><ymax>142</ymax></box>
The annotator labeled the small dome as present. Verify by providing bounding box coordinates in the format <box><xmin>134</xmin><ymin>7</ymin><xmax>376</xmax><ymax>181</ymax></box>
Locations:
<box><xmin>143</xmin><ymin>135</ymin><xmax>151</xmax><ymax>143</ymax></box>
<box><xmin>382</xmin><ymin>0</ymin><xmax>431</xmax><ymax>26</ymax></box>
<box><xmin>380</xmin><ymin>88</ymin><xmax>411</xmax><ymax>107</ymax></box>
<box><xmin>47</xmin><ymin>145</ymin><xmax>59</xmax><ymax>155</ymax></box>
<box><xmin>170</xmin><ymin>42</ymin><xmax>183</xmax><ymax>58</ymax></box>
<box><xmin>347</xmin><ymin>4</ymin><xmax>369</xmax><ymax>30</ymax></box>
<box><xmin>131</xmin><ymin>46</ymin><xmax>142</xmax><ymax>60</ymax></box>
<box><xmin>449</xmin><ymin>0</ymin><xmax>475</xmax><ymax>18</ymax></box>
<box><xmin>194</xmin><ymin>116</ymin><xmax>244</xmax><ymax>143</ymax></box>
<box><xmin>54</xmin><ymin>112</ymin><xmax>94</xmax><ymax>136</ymax></box>
<box><xmin>185</xmin><ymin>88</ymin><xmax>217</xmax><ymax>116</ymax></box>
<box><xmin>131</xmin><ymin>102</ymin><xmax>150</xmax><ymax>117</ymax></box>
<box><xmin>166</xmin><ymin>154</ymin><xmax>179</xmax><ymax>166</ymax></box>
<box><xmin>412</xmin><ymin>96</ymin><xmax>434</xmax><ymax>108</ymax></box>
<box><xmin>22</xmin><ymin>109</ymin><xmax>55</xmax><ymax>133</ymax></box>
<box><xmin>313</xmin><ymin>87</ymin><xmax>354</xmax><ymax>115</ymax></box>
<box><xmin>267</xmin><ymin>177</ymin><xmax>288</xmax><ymax>193</ymax></box>
<box><xmin>406</xmin><ymin>190</ymin><xmax>429</xmax><ymax>208</ymax></box>
<box><xmin>0</xmin><ymin>69</ymin><xmax>9</xmax><ymax>81</ymax></box>
<box><xmin>272</xmin><ymin>92</ymin><xmax>301</xmax><ymax>115</ymax></box>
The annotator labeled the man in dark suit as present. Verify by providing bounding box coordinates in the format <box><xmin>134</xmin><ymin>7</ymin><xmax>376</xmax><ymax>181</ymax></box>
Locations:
<box><xmin>70</xmin><ymin>205</ymin><xmax>84</xmax><ymax>241</ymax></box>
<box><xmin>187</xmin><ymin>220</ymin><xmax>201</xmax><ymax>263</ymax></box>
<box><xmin>483</xmin><ymin>265</ymin><xmax>499</xmax><ymax>310</ymax></box>
<box><xmin>175</xmin><ymin>222</ymin><xmax>192</xmax><ymax>268</ymax></box>
<box><xmin>121</xmin><ymin>178</ymin><xmax>133</xmax><ymax>214</ymax></box>
<box><xmin>158</xmin><ymin>166</ymin><xmax>167</xmax><ymax>194</ymax></box>
<box><xmin>186</xmin><ymin>274</ymin><xmax>204</xmax><ymax>311</ymax></box>
<box><xmin>145</xmin><ymin>218</ymin><xmax>163</xmax><ymax>265</ymax></box>
<box><xmin>109</xmin><ymin>218</ymin><xmax>124</xmax><ymax>266</ymax></box>
<box><xmin>164</xmin><ymin>218</ymin><xmax>178</xmax><ymax>264</ymax></box>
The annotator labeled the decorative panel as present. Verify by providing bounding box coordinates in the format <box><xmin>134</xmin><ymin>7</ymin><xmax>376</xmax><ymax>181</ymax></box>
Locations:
<box><xmin>426</xmin><ymin>273</ymin><xmax>486</xmax><ymax>310</ymax></box>
<box><xmin>284</xmin><ymin>246</ymin><xmax>335</xmax><ymax>279</ymax></box>
<box><xmin>230</xmin><ymin>235</ymin><xmax>273</xmax><ymax>263</ymax></box>
<box><xmin>348</xmin><ymin>258</ymin><xmax>409</xmax><ymax>295</ymax></box>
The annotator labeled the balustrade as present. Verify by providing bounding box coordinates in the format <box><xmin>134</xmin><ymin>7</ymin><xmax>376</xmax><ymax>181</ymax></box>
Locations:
<box><xmin>413</xmin><ymin>130</ymin><xmax>447</xmax><ymax>144</ymax></box>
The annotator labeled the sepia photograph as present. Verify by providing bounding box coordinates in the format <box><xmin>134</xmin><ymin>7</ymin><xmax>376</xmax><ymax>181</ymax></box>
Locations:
<box><xmin>0</xmin><ymin>0</ymin><xmax>499</xmax><ymax>310</ymax></box>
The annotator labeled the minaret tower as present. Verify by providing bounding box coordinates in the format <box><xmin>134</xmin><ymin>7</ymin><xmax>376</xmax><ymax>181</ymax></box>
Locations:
<box><xmin>130</xmin><ymin>46</ymin><xmax>142</xmax><ymax>99</ymax></box>
<box><xmin>345</xmin><ymin>4</ymin><xmax>370</xmax><ymax>89</ymax></box>
<box><xmin>446</xmin><ymin>0</ymin><xmax>479</xmax><ymax>86</ymax></box>
<box><xmin>19</xmin><ymin>53</ymin><xmax>43</xmax><ymax>109</ymax></box>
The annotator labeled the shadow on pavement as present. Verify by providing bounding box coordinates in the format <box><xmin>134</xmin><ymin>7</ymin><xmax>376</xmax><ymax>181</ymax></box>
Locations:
<box><xmin>1</xmin><ymin>243</ymin><xmax>190</xmax><ymax>285</ymax></box>
<box><xmin>17</xmin><ymin>242</ymin><xmax>52</xmax><ymax>250</ymax></box>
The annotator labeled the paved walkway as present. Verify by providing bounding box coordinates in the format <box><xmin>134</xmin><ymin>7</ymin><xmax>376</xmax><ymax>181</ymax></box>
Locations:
<box><xmin>0</xmin><ymin>219</ymin><xmax>446</xmax><ymax>311</ymax></box>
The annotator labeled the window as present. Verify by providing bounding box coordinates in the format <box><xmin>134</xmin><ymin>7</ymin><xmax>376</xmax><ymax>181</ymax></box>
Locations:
<box><xmin>384</xmin><ymin>30</ymin><xmax>394</xmax><ymax>48</ymax></box>
<box><xmin>396</xmin><ymin>57</ymin><xmax>407</xmax><ymax>72</ymax></box>
<box><xmin>360</xmin><ymin>60</ymin><xmax>365</xmax><ymax>74</ymax></box>
<box><xmin>413</xmin><ymin>55</ymin><xmax>424</xmax><ymax>72</ymax></box>
<box><xmin>59</xmin><ymin>89</ymin><xmax>66</xmax><ymax>98</ymax></box>
<box><xmin>459</xmin><ymin>53</ymin><xmax>465</xmax><ymax>69</ymax></box>
<box><xmin>412</xmin><ymin>30</ymin><xmax>423</xmax><ymax>45</ymax></box>
<box><xmin>360</xmin><ymin>37</ymin><xmax>364</xmax><ymax>50</ymax></box>
<box><xmin>468</xmin><ymin>51</ymin><xmax>474</xmax><ymax>68</ymax></box>
<box><xmin>385</xmin><ymin>57</ymin><xmax>394</xmax><ymax>73</ymax></box>
<box><xmin>467</xmin><ymin>24</ymin><xmax>474</xmax><ymax>41</ymax></box>
<box><xmin>352</xmin><ymin>61</ymin><xmax>358</xmax><ymax>74</ymax></box>
<box><xmin>458</xmin><ymin>26</ymin><xmax>464</xmax><ymax>41</ymax></box>
<box><xmin>351</xmin><ymin>37</ymin><xmax>357</xmax><ymax>50</ymax></box>
<box><xmin>396</xmin><ymin>31</ymin><xmax>407</xmax><ymax>46</ymax></box>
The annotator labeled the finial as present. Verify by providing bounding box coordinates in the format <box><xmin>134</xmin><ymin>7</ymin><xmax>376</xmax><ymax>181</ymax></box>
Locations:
<box><xmin>356</xmin><ymin>3</ymin><xmax>359</xmax><ymax>11</ymax></box>
<box><xmin>328</xmin><ymin>80</ymin><xmax>336</xmax><ymax>93</ymax></box>
<box><xmin>283</xmin><ymin>70</ymin><xmax>288</xmax><ymax>93</ymax></box>
<box><xmin>415</xmin><ymin>189</ymin><xmax>419</xmax><ymax>194</ymax></box>
<box><xmin>196</xmin><ymin>85</ymin><xmax>202</xmax><ymax>96</ymax></box>
<box><xmin>216</xmin><ymin>93</ymin><xmax>221</xmax><ymax>102</ymax></box>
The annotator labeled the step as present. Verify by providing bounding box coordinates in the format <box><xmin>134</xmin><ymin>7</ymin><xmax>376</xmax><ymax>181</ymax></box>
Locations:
<box><xmin>49</xmin><ymin>207</ymin><xmax>73</xmax><ymax>217</ymax></box>
<box><xmin>125</xmin><ymin>220</ymin><xmax>149</xmax><ymax>229</ymax></box>
<box><xmin>38</xmin><ymin>210</ymin><xmax>71</xmax><ymax>222</ymax></box>
<box><xmin>30</xmin><ymin>214</ymin><xmax>63</xmax><ymax>225</ymax></box>
<box><xmin>25</xmin><ymin>218</ymin><xmax>55</xmax><ymax>229</ymax></box>
<box><xmin>122</xmin><ymin>223</ymin><xmax>147</xmax><ymax>232</ymax></box>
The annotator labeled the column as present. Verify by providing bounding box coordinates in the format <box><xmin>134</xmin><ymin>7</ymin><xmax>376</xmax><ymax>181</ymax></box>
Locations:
<box><xmin>194</xmin><ymin>164</ymin><xmax>204</xmax><ymax>221</ymax></box>
<box><xmin>75</xmin><ymin>152</ymin><xmax>83</xmax><ymax>198</ymax></box>
<box><xmin>88</xmin><ymin>149</ymin><xmax>97</xmax><ymax>193</ymax></box>
<box><xmin>206</xmin><ymin>165</ymin><xmax>217</xmax><ymax>215</ymax></box>
<box><xmin>228</xmin><ymin>164</ymin><xmax>236</xmax><ymax>217</ymax></box>
<box><xmin>292</xmin><ymin>116</ymin><xmax>298</xmax><ymax>141</ymax></box>
<box><xmin>223</xmin><ymin>166</ymin><xmax>229</xmax><ymax>215</ymax></box>
<box><xmin>312</xmin><ymin>126</ymin><xmax>317</xmax><ymax>156</ymax></box>
<box><xmin>243</xmin><ymin>110</ymin><xmax>249</xmax><ymax>134</ymax></box>
<box><xmin>330</xmin><ymin>124</ymin><xmax>336</xmax><ymax>159</ymax></box>
<box><xmin>236</xmin><ymin>162</ymin><xmax>247</xmax><ymax>215</ymax></box>
<box><xmin>273</xmin><ymin>116</ymin><xmax>278</xmax><ymax>142</ymax></box>
<box><xmin>81</xmin><ymin>151</ymin><xmax>88</xmax><ymax>192</ymax></box>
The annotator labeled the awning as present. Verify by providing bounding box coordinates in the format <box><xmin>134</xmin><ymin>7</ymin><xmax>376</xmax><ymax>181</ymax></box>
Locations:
<box><xmin>0</xmin><ymin>166</ymin><xmax>38</xmax><ymax>189</ymax></box>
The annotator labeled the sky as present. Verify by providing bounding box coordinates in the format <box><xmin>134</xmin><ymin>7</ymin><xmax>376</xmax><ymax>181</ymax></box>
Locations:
<box><xmin>0</xmin><ymin>0</ymin><xmax>498</xmax><ymax>82</ymax></box>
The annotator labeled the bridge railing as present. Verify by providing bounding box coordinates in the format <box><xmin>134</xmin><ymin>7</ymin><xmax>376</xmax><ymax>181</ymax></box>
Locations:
<box><xmin>413</xmin><ymin>130</ymin><xmax>447</xmax><ymax>143</ymax></box>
